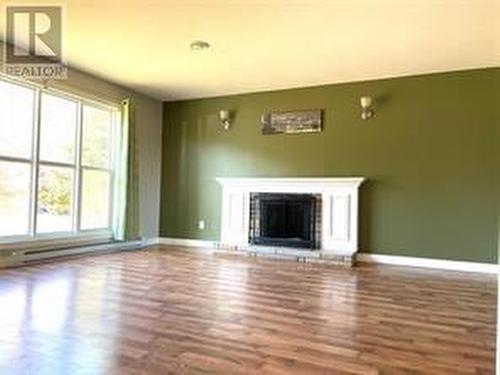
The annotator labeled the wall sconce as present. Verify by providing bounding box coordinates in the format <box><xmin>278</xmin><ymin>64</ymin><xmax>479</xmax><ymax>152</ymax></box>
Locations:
<box><xmin>360</xmin><ymin>96</ymin><xmax>374</xmax><ymax>120</ymax></box>
<box><xmin>219</xmin><ymin>109</ymin><xmax>232</xmax><ymax>131</ymax></box>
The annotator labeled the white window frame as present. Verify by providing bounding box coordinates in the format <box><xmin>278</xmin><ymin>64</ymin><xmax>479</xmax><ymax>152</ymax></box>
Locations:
<box><xmin>79</xmin><ymin>98</ymin><xmax>118</xmax><ymax>233</ymax></box>
<box><xmin>0</xmin><ymin>76</ymin><xmax>121</xmax><ymax>247</ymax></box>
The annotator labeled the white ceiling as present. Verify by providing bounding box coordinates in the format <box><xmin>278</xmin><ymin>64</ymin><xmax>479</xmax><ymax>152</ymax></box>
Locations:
<box><xmin>1</xmin><ymin>0</ymin><xmax>499</xmax><ymax>101</ymax></box>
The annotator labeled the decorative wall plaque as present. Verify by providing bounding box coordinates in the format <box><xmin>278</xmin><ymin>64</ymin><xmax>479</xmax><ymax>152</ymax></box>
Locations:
<box><xmin>261</xmin><ymin>109</ymin><xmax>323</xmax><ymax>135</ymax></box>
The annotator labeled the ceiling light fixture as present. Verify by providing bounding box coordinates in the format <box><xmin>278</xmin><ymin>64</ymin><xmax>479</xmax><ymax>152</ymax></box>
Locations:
<box><xmin>190</xmin><ymin>40</ymin><xmax>211</xmax><ymax>51</ymax></box>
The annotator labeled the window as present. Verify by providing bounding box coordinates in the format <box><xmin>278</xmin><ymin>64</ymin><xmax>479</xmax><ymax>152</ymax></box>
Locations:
<box><xmin>80</xmin><ymin>105</ymin><xmax>114</xmax><ymax>230</ymax></box>
<box><xmin>0</xmin><ymin>78</ymin><xmax>119</xmax><ymax>241</ymax></box>
<box><xmin>0</xmin><ymin>80</ymin><xmax>35</xmax><ymax>236</ymax></box>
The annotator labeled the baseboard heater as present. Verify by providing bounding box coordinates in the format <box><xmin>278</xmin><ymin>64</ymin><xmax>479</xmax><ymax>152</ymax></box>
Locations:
<box><xmin>0</xmin><ymin>240</ymin><xmax>143</xmax><ymax>268</ymax></box>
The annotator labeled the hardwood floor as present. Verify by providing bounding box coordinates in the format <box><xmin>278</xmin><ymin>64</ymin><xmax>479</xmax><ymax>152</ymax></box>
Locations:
<box><xmin>0</xmin><ymin>246</ymin><xmax>496</xmax><ymax>374</ymax></box>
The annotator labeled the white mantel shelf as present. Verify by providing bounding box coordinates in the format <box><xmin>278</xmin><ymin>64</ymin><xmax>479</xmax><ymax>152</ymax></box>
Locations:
<box><xmin>216</xmin><ymin>177</ymin><xmax>365</xmax><ymax>258</ymax></box>
<box><xmin>216</xmin><ymin>177</ymin><xmax>364</xmax><ymax>189</ymax></box>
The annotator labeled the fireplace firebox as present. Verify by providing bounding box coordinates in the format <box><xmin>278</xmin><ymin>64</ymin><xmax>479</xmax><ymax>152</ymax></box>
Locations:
<box><xmin>249</xmin><ymin>193</ymin><xmax>321</xmax><ymax>249</ymax></box>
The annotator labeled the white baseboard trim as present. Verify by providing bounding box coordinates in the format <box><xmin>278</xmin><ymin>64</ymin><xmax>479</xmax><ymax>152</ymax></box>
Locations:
<box><xmin>154</xmin><ymin>238</ymin><xmax>499</xmax><ymax>274</ymax></box>
<box><xmin>357</xmin><ymin>253</ymin><xmax>499</xmax><ymax>274</ymax></box>
<box><xmin>141</xmin><ymin>237</ymin><xmax>160</xmax><ymax>247</ymax></box>
<box><xmin>158</xmin><ymin>237</ymin><xmax>217</xmax><ymax>249</ymax></box>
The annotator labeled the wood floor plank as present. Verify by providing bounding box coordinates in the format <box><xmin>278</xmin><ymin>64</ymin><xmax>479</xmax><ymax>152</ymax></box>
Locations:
<box><xmin>0</xmin><ymin>246</ymin><xmax>496</xmax><ymax>374</ymax></box>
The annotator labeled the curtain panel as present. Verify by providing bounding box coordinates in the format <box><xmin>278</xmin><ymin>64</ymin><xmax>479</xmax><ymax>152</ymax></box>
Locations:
<box><xmin>113</xmin><ymin>98</ymin><xmax>140</xmax><ymax>241</ymax></box>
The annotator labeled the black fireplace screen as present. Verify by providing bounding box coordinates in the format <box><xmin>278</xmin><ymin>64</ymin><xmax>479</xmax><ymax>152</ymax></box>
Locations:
<box><xmin>249</xmin><ymin>193</ymin><xmax>321</xmax><ymax>249</ymax></box>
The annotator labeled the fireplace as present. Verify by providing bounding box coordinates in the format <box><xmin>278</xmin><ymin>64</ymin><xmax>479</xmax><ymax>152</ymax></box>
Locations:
<box><xmin>249</xmin><ymin>193</ymin><xmax>321</xmax><ymax>249</ymax></box>
<box><xmin>217</xmin><ymin>177</ymin><xmax>364</xmax><ymax>258</ymax></box>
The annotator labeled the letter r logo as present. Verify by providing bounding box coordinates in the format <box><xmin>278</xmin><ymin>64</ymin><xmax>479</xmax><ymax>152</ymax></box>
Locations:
<box><xmin>6</xmin><ymin>6</ymin><xmax>62</xmax><ymax>64</ymax></box>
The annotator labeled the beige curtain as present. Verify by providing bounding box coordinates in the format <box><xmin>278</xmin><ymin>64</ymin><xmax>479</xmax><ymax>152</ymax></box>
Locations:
<box><xmin>113</xmin><ymin>98</ymin><xmax>140</xmax><ymax>241</ymax></box>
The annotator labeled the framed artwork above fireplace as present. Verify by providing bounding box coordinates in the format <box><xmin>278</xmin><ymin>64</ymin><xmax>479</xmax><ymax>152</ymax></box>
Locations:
<box><xmin>261</xmin><ymin>109</ymin><xmax>323</xmax><ymax>135</ymax></box>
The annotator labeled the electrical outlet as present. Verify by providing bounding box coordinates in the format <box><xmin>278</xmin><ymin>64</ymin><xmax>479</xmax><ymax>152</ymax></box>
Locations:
<box><xmin>198</xmin><ymin>220</ymin><xmax>206</xmax><ymax>230</ymax></box>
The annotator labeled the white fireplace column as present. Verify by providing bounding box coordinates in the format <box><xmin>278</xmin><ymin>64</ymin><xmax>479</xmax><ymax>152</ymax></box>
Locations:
<box><xmin>216</xmin><ymin>177</ymin><xmax>365</xmax><ymax>257</ymax></box>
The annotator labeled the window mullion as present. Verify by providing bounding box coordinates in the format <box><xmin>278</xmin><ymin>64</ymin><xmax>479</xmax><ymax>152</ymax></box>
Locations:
<box><xmin>79</xmin><ymin>165</ymin><xmax>113</xmax><ymax>172</ymax></box>
<box><xmin>73</xmin><ymin>101</ymin><xmax>84</xmax><ymax>233</ymax></box>
<box><xmin>38</xmin><ymin>160</ymin><xmax>77</xmax><ymax>169</ymax></box>
<box><xmin>29</xmin><ymin>89</ymin><xmax>42</xmax><ymax>236</ymax></box>
<box><xmin>0</xmin><ymin>155</ymin><xmax>32</xmax><ymax>164</ymax></box>
<box><xmin>109</xmin><ymin>111</ymin><xmax>119</xmax><ymax>232</ymax></box>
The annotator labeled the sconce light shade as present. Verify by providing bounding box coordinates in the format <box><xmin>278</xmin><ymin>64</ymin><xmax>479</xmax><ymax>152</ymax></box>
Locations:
<box><xmin>219</xmin><ymin>109</ymin><xmax>231</xmax><ymax>130</ymax></box>
<box><xmin>360</xmin><ymin>96</ymin><xmax>374</xmax><ymax>120</ymax></box>
<box><xmin>360</xmin><ymin>96</ymin><xmax>372</xmax><ymax>108</ymax></box>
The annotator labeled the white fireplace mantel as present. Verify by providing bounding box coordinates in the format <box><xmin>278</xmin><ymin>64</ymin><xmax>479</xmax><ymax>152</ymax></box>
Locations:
<box><xmin>216</xmin><ymin>177</ymin><xmax>365</xmax><ymax>256</ymax></box>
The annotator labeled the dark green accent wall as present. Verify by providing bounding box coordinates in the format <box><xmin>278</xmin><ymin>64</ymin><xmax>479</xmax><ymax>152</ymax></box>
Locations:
<box><xmin>161</xmin><ymin>68</ymin><xmax>499</xmax><ymax>263</ymax></box>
